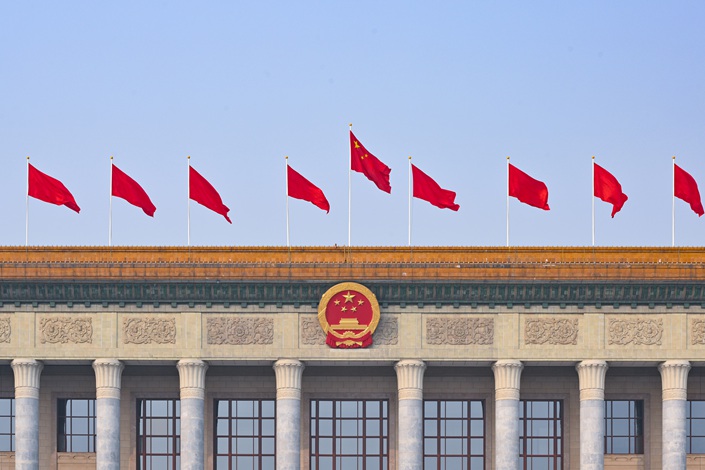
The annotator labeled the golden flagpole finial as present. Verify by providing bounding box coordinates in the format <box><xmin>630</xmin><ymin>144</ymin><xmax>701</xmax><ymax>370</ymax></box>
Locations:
<box><xmin>110</xmin><ymin>155</ymin><xmax>114</xmax><ymax>160</ymax></box>
<box><xmin>187</xmin><ymin>155</ymin><xmax>191</xmax><ymax>160</ymax></box>
<box><xmin>408</xmin><ymin>156</ymin><xmax>412</xmax><ymax>160</ymax></box>
<box><xmin>285</xmin><ymin>155</ymin><xmax>288</xmax><ymax>160</ymax></box>
<box><xmin>673</xmin><ymin>155</ymin><xmax>676</xmax><ymax>160</ymax></box>
<box><xmin>349</xmin><ymin>123</ymin><xmax>352</xmax><ymax>128</ymax></box>
<box><xmin>26</xmin><ymin>156</ymin><xmax>30</xmax><ymax>161</ymax></box>
<box><xmin>506</xmin><ymin>156</ymin><xmax>510</xmax><ymax>160</ymax></box>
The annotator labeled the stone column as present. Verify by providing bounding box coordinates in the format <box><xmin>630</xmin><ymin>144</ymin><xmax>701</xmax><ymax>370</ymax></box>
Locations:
<box><xmin>177</xmin><ymin>359</ymin><xmax>208</xmax><ymax>470</ymax></box>
<box><xmin>659</xmin><ymin>360</ymin><xmax>691</xmax><ymax>470</ymax></box>
<box><xmin>395</xmin><ymin>360</ymin><xmax>427</xmax><ymax>470</ymax></box>
<box><xmin>273</xmin><ymin>359</ymin><xmax>305</xmax><ymax>470</ymax></box>
<box><xmin>11</xmin><ymin>359</ymin><xmax>43</xmax><ymax>470</ymax></box>
<box><xmin>493</xmin><ymin>360</ymin><xmax>523</xmax><ymax>470</ymax></box>
<box><xmin>576</xmin><ymin>360</ymin><xmax>609</xmax><ymax>470</ymax></box>
<box><xmin>92</xmin><ymin>359</ymin><xmax>124</xmax><ymax>470</ymax></box>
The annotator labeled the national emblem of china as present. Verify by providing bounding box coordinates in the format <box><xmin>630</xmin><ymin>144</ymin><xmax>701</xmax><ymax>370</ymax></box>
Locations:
<box><xmin>317</xmin><ymin>282</ymin><xmax>381</xmax><ymax>348</ymax></box>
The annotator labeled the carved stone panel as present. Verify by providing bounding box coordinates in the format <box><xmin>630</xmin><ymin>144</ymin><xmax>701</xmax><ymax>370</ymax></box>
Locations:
<box><xmin>206</xmin><ymin>317</ymin><xmax>274</xmax><ymax>345</ymax></box>
<box><xmin>426</xmin><ymin>317</ymin><xmax>494</xmax><ymax>345</ymax></box>
<box><xmin>0</xmin><ymin>317</ymin><xmax>10</xmax><ymax>343</ymax></box>
<box><xmin>525</xmin><ymin>318</ymin><xmax>578</xmax><ymax>345</ymax></box>
<box><xmin>374</xmin><ymin>317</ymin><xmax>398</xmax><ymax>346</ymax></box>
<box><xmin>691</xmin><ymin>319</ymin><xmax>705</xmax><ymax>345</ymax></box>
<box><xmin>39</xmin><ymin>316</ymin><xmax>92</xmax><ymax>344</ymax></box>
<box><xmin>608</xmin><ymin>318</ymin><xmax>662</xmax><ymax>346</ymax></box>
<box><xmin>300</xmin><ymin>317</ymin><xmax>325</xmax><ymax>345</ymax></box>
<box><xmin>123</xmin><ymin>317</ymin><xmax>176</xmax><ymax>344</ymax></box>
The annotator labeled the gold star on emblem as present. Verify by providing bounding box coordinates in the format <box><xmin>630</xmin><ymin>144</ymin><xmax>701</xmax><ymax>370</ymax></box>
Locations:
<box><xmin>334</xmin><ymin>300</ymin><xmax>340</xmax><ymax>305</ymax></box>
<box><xmin>343</xmin><ymin>292</ymin><xmax>356</xmax><ymax>303</ymax></box>
<box><xmin>341</xmin><ymin>306</ymin><xmax>347</xmax><ymax>312</ymax></box>
<box><xmin>351</xmin><ymin>307</ymin><xmax>357</xmax><ymax>312</ymax></box>
<box><xmin>357</xmin><ymin>299</ymin><xmax>365</xmax><ymax>305</ymax></box>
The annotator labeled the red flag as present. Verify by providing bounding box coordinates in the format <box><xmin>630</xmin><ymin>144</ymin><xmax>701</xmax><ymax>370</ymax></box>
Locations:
<box><xmin>674</xmin><ymin>163</ymin><xmax>704</xmax><ymax>216</ymax></box>
<box><xmin>508</xmin><ymin>163</ymin><xmax>550</xmax><ymax>210</ymax></box>
<box><xmin>350</xmin><ymin>131</ymin><xmax>392</xmax><ymax>193</ymax></box>
<box><xmin>411</xmin><ymin>164</ymin><xmax>460</xmax><ymax>211</ymax></box>
<box><xmin>287</xmin><ymin>165</ymin><xmax>330</xmax><ymax>213</ymax></box>
<box><xmin>111</xmin><ymin>164</ymin><xmax>156</xmax><ymax>217</ymax></box>
<box><xmin>28</xmin><ymin>163</ymin><xmax>81</xmax><ymax>213</ymax></box>
<box><xmin>594</xmin><ymin>163</ymin><xmax>628</xmax><ymax>217</ymax></box>
<box><xmin>189</xmin><ymin>166</ymin><xmax>232</xmax><ymax>223</ymax></box>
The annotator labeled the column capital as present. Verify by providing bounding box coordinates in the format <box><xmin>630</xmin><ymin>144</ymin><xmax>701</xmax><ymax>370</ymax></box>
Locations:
<box><xmin>11</xmin><ymin>358</ymin><xmax>43</xmax><ymax>399</ymax></box>
<box><xmin>493</xmin><ymin>360</ymin><xmax>523</xmax><ymax>401</ymax></box>
<box><xmin>395</xmin><ymin>360</ymin><xmax>426</xmax><ymax>401</ymax></box>
<box><xmin>576</xmin><ymin>360</ymin><xmax>609</xmax><ymax>401</ymax></box>
<box><xmin>177</xmin><ymin>359</ymin><xmax>208</xmax><ymax>400</ymax></box>
<box><xmin>273</xmin><ymin>359</ymin><xmax>305</xmax><ymax>400</ymax></box>
<box><xmin>92</xmin><ymin>359</ymin><xmax>124</xmax><ymax>399</ymax></box>
<box><xmin>659</xmin><ymin>360</ymin><xmax>691</xmax><ymax>401</ymax></box>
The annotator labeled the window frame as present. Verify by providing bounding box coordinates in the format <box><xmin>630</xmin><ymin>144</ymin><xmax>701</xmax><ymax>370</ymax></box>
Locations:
<box><xmin>213</xmin><ymin>398</ymin><xmax>276</xmax><ymax>470</ymax></box>
<box><xmin>604</xmin><ymin>399</ymin><xmax>645</xmax><ymax>455</ymax></box>
<box><xmin>0</xmin><ymin>397</ymin><xmax>14</xmax><ymax>452</ymax></box>
<box><xmin>519</xmin><ymin>399</ymin><xmax>564</xmax><ymax>470</ymax></box>
<box><xmin>136</xmin><ymin>398</ymin><xmax>181</xmax><ymax>470</ymax></box>
<box><xmin>423</xmin><ymin>399</ymin><xmax>486</xmax><ymax>470</ymax></box>
<box><xmin>56</xmin><ymin>398</ymin><xmax>97</xmax><ymax>453</ymax></box>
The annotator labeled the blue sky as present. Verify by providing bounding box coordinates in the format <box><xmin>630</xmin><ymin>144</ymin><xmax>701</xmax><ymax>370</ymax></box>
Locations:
<box><xmin>1</xmin><ymin>1</ymin><xmax>704</xmax><ymax>247</ymax></box>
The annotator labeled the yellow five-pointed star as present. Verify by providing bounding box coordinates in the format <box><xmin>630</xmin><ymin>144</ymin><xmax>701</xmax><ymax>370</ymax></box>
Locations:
<box><xmin>342</xmin><ymin>292</ymin><xmax>356</xmax><ymax>303</ymax></box>
<box><xmin>354</xmin><ymin>141</ymin><xmax>361</xmax><ymax>149</ymax></box>
<box><xmin>351</xmin><ymin>307</ymin><xmax>357</xmax><ymax>312</ymax></box>
<box><xmin>357</xmin><ymin>299</ymin><xmax>365</xmax><ymax>305</ymax></box>
<box><xmin>334</xmin><ymin>300</ymin><xmax>340</xmax><ymax>305</ymax></box>
<box><xmin>361</xmin><ymin>153</ymin><xmax>368</xmax><ymax>160</ymax></box>
<box><xmin>341</xmin><ymin>306</ymin><xmax>347</xmax><ymax>312</ymax></box>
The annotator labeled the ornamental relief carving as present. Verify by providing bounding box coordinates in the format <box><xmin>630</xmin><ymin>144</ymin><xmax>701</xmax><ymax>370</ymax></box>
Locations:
<box><xmin>426</xmin><ymin>317</ymin><xmax>494</xmax><ymax>345</ymax></box>
<box><xmin>39</xmin><ymin>317</ymin><xmax>92</xmax><ymax>344</ymax></box>
<box><xmin>300</xmin><ymin>317</ymin><xmax>325</xmax><ymax>345</ymax></box>
<box><xmin>525</xmin><ymin>318</ymin><xmax>578</xmax><ymax>345</ymax></box>
<box><xmin>608</xmin><ymin>318</ymin><xmax>662</xmax><ymax>346</ymax></box>
<box><xmin>0</xmin><ymin>317</ymin><xmax>10</xmax><ymax>343</ymax></box>
<box><xmin>374</xmin><ymin>317</ymin><xmax>399</xmax><ymax>346</ymax></box>
<box><xmin>123</xmin><ymin>317</ymin><xmax>176</xmax><ymax>344</ymax></box>
<box><xmin>691</xmin><ymin>319</ymin><xmax>705</xmax><ymax>345</ymax></box>
<box><xmin>206</xmin><ymin>317</ymin><xmax>274</xmax><ymax>345</ymax></box>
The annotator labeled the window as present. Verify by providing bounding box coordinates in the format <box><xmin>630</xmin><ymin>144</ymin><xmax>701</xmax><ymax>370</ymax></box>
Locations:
<box><xmin>0</xmin><ymin>398</ymin><xmax>14</xmax><ymax>452</ymax></box>
<box><xmin>423</xmin><ymin>400</ymin><xmax>485</xmax><ymax>469</ymax></box>
<box><xmin>520</xmin><ymin>400</ymin><xmax>563</xmax><ymax>470</ymax></box>
<box><xmin>310</xmin><ymin>399</ymin><xmax>388</xmax><ymax>470</ymax></box>
<box><xmin>137</xmin><ymin>399</ymin><xmax>180</xmax><ymax>470</ymax></box>
<box><xmin>604</xmin><ymin>400</ymin><xmax>644</xmax><ymax>454</ymax></box>
<box><xmin>687</xmin><ymin>400</ymin><xmax>705</xmax><ymax>453</ymax></box>
<box><xmin>57</xmin><ymin>399</ymin><xmax>96</xmax><ymax>452</ymax></box>
<box><xmin>214</xmin><ymin>399</ymin><xmax>275</xmax><ymax>469</ymax></box>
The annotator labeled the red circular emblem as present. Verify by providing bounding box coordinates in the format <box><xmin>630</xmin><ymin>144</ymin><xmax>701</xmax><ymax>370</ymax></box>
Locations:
<box><xmin>317</xmin><ymin>282</ymin><xmax>381</xmax><ymax>348</ymax></box>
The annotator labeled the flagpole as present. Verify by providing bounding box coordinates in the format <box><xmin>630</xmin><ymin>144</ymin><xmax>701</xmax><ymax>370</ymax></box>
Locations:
<box><xmin>25</xmin><ymin>156</ymin><xmax>29</xmax><ymax>247</ymax></box>
<box><xmin>109</xmin><ymin>156</ymin><xmax>113</xmax><ymax>247</ymax></box>
<box><xmin>408</xmin><ymin>156</ymin><xmax>412</xmax><ymax>246</ymax></box>
<box><xmin>187</xmin><ymin>156</ymin><xmax>191</xmax><ymax>247</ymax></box>
<box><xmin>348</xmin><ymin>123</ymin><xmax>352</xmax><ymax>247</ymax></box>
<box><xmin>672</xmin><ymin>155</ymin><xmax>676</xmax><ymax>247</ymax></box>
<box><xmin>590</xmin><ymin>155</ymin><xmax>595</xmax><ymax>246</ymax></box>
<box><xmin>506</xmin><ymin>156</ymin><xmax>510</xmax><ymax>247</ymax></box>
<box><xmin>286</xmin><ymin>156</ymin><xmax>290</xmax><ymax>247</ymax></box>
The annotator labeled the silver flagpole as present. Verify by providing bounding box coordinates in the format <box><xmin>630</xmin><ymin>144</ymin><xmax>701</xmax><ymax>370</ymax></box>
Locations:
<box><xmin>348</xmin><ymin>123</ymin><xmax>352</xmax><ymax>247</ymax></box>
<box><xmin>187</xmin><ymin>156</ymin><xmax>191</xmax><ymax>246</ymax></box>
<box><xmin>109</xmin><ymin>156</ymin><xmax>113</xmax><ymax>247</ymax></box>
<box><xmin>25</xmin><ymin>156</ymin><xmax>29</xmax><ymax>247</ymax></box>
<box><xmin>286</xmin><ymin>156</ymin><xmax>290</xmax><ymax>247</ymax></box>
<box><xmin>408</xmin><ymin>156</ymin><xmax>412</xmax><ymax>246</ymax></box>
<box><xmin>672</xmin><ymin>156</ymin><xmax>676</xmax><ymax>247</ymax></box>
<box><xmin>592</xmin><ymin>156</ymin><xmax>595</xmax><ymax>246</ymax></box>
<box><xmin>506</xmin><ymin>156</ymin><xmax>510</xmax><ymax>247</ymax></box>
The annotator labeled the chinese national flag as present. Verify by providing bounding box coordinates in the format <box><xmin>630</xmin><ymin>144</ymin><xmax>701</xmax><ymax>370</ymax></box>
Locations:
<box><xmin>287</xmin><ymin>165</ymin><xmax>330</xmax><ymax>213</ymax></box>
<box><xmin>350</xmin><ymin>131</ymin><xmax>392</xmax><ymax>193</ymax></box>
<box><xmin>111</xmin><ymin>164</ymin><xmax>156</xmax><ymax>217</ymax></box>
<box><xmin>594</xmin><ymin>163</ymin><xmax>628</xmax><ymax>217</ymax></box>
<box><xmin>28</xmin><ymin>163</ymin><xmax>81</xmax><ymax>213</ymax></box>
<box><xmin>411</xmin><ymin>164</ymin><xmax>460</xmax><ymax>211</ymax></box>
<box><xmin>674</xmin><ymin>163</ymin><xmax>704</xmax><ymax>216</ymax></box>
<box><xmin>189</xmin><ymin>166</ymin><xmax>232</xmax><ymax>223</ymax></box>
<box><xmin>508</xmin><ymin>163</ymin><xmax>550</xmax><ymax>210</ymax></box>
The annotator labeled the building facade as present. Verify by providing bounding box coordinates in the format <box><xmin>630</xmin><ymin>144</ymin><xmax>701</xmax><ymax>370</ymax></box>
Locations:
<box><xmin>0</xmin><ymin>246</ymin><xmax>704</xmax><ymax>470</ymax></box>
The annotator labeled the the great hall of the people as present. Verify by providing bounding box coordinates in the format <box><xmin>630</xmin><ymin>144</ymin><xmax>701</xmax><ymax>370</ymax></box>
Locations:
<box><xmin>1</xmin><ymin>245</ymin><xmax>704</xmax><ymax>470</ymax></box>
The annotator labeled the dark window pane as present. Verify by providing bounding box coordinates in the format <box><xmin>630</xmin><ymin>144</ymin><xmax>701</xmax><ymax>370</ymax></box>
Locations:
<box><xmin>57</xmin><ymin>399</ymin><xmax>95</xmax><ymax>453</ymax></box>
<box><xmin>214</xmin><ymin>399</ymin><xmax>276</xmax><ymax>469</ymax></box>
<box><xmin>604</xmin><ymin>400</ymin><xmax>644</xmax><ymax>455</ymax></box>
<box><xmin>136</xmin><ymin>399</ymin><xmax>179</xmax><ymax>470</ymax></box>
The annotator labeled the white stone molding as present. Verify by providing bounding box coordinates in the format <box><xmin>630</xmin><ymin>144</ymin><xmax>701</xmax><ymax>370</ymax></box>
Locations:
<box><xmin>492</xmin><ymin>360</ymin><xmax>523</xmax><ymax>401</ymax></box>
<box><xmin>576</xmin><ymin>360</ymin><xmax>609</xmax><ymax>401</ymax></box>
<box><xmin>395</xmin><ymin>360</ymin><xmax>427</xmax><ymax>401</ymax></box>
<box><xmin>11</xmin><ymin>359</ymin><xmax>43</xmax><ymax>399</ymax></box>
<box><xmin>273</xmin><ymin>359</ymin><xmax>305</xmax><ymax>400</ymax></box>
<box><xmin>659</xmin><ymin>360</ymin><xmax>691</xmax><ymax>401</ymax></box>
<box><xmin>92</xmin><ymin>359</ymin><xmax>124</xmax><ymax>400</ymax></box>
<box><xmin>177</xmin><ymin>359</ymin><xmax>208</xmax><ymax>400</ymax></box>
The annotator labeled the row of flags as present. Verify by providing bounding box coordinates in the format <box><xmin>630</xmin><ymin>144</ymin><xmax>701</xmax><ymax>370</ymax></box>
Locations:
<box><xmin>25</xmin><ymin>131</ymin><xmax>705</xmax><ymax>223</ymax></box>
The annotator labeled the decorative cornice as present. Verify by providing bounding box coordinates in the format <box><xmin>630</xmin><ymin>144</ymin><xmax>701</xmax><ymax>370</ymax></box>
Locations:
<box><xmin>492</xmin><ymin>360</ymin><xmax>523</xmax><ymax>401</ymax></box>
<box><xmin>395</xmin><ymin>360</ymin><xmax>426</xmax><ymax>401</ymax></box>
<box><xmin>177</xmin><ymin>359</ymin><xmax>208</xmax><ymax>400</ymax></box>
<box><xmin>1</xmin><ymin>280</ymin><xmax>705</xmax><ymax>307</ymax></box>
<box><xmin>11</xmin><ymin>359</ymin><xmax>43</xmax><ymax>399</ymax></box>
<box><xmin>659</xmin><ymin>360</ymin><xmax>691</xmax><ymax>401</ymax></box>
<box><xmin>92</xmin><ymin>359</ymin><xmax>124</xmax><ymax>399</ymax></box>
<box><xmin>273</xmin><ymin>359</ymin><xmax>305</xmax><ymax>400</ymax></box>
<box><xmin>576</xmin><ymin>360</ymin><xmax>608</xmax><ymax>401</ymax></box>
